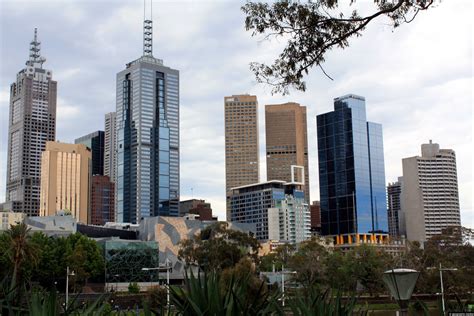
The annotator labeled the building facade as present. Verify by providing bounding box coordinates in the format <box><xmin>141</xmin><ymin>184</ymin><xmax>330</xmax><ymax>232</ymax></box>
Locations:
<box><xmin>39</xmin><ymin>142</ymin><xmax>91</xmax><ymax>223</ymax></box>
<box><xmin>265</xmin><ymin>102</ymin><xmax>310</xmax><ymax>202</ymax></box>
<box><xmin>75</xmin><ymin>130</ymin><xmax>105</xmax><ymax>176</ymax></box>
<box><xmin>1</xmin><ymin>212</ymin><xmax>26</xmax><ymax>230</ymax></box>
<box><xmin>387</xmin><ymin>177</ymin><xmax>403</xmax><ymax>237</ymax></box>
<box><xmin>179</xmin><ymin>199</ymin><xmax>215</xmax><ymax>220</ymax></box>
<box><xmin>401</xmin><ymin>141</ymin><xmax>461</xmax><ymax>242</ymax></box>
<box><xmin>5</xmin><ymin>29</ymin><xmax>56</xmax><ymax>215</ymax></box>
<box><xmin>310</xmin><ymin>201</ymin><xmax>321</xmax><ymax>235</ymax></box>
<box><xmin>224</xmin><ymin>94</ymin><xmax>260</xmax><ymax>220</ymax></box>
<box><xmin>116</xmin><ymin>17</ymin><xmax>180</xmax><ymax>223</ymax></box>
<box><xmin>104</xmin><ymin>112</ymin><xmax>117</xmax><ymax>182</ymax></box>
<box><xmin>317</xmin><ymin>94</ymin><xmax>388</xmax><ymax>236</ymax></box>
<box><xmin>229</xmin><ymin>180</ymin><xmax>310</xmax><ymax>242</ymax></box>
<box><xmin>90</xmin><ymin>175</ymin><xmax>115</xmax><ymax>225</ymax></box>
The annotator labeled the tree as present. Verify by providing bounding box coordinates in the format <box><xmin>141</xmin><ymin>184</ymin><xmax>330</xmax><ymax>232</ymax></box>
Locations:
<box><xmin>242</xmin><ymin>0</ymin><xmax>436</xmax><ymax>94</ymax></box>
<box><xmin>259</xmin><ymin>243</ymin><xmax>295</xmax><ymax>272</ymax></box>
<box><xmin>288</xmin><ymin>237</ymin><xmax>329</xmax><ymax>288</ymax></box>
<box><xmin>178</xmin><ymin>222</ymin><xmax>260</xmax><ymax>272</ymax></box>
<box><xmin>324</xmin><ymin>250</ymin><xmax>357</xmax><ymax>293</ymax></box>
<box><xmin>3</xmin><ymin>223</ymin><xmax>39</xmax><ymax>303</ymax></box>
<box><xmin>350</xmin><ymin>244</ymin><xmax>393</xmax><ymax>296</ymax></box>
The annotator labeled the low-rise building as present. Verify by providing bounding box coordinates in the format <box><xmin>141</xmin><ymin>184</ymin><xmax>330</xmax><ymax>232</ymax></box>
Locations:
<box><xmin>1</xmin><ymin>211</ymin><xmax>26</xmax><ymax>230</ymax></box>
<box><xmin>229</xmin><ymin>180</ymin><xmax>310</xmax><ymax>243</ymax></box>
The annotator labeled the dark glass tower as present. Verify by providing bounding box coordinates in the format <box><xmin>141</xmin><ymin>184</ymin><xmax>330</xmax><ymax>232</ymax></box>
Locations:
<box><xmin>317</xmin><ymin>94</ymin><xmax>387</xmax><ymax>235</ymax></box>
<box><xmin>115</xmin><ymin>14</ymin><xmax>179</xmax><ymax>223</ymax></box>
<box><xmin>75</xmin><ymin>131</ymin><xmax>105</xmax><ymax>176</ymax></box>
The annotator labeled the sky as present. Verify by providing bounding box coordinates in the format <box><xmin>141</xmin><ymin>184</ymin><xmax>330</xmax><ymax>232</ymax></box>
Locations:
<box><xmin>0</xmin><ymin>0</ymin><xmax>472</xmax><ymax>227</ymax></box>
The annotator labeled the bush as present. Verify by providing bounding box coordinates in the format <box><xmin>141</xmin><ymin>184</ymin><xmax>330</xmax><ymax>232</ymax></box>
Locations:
<box><xmin>128</xmin><ymin>282</ymin><xmax>140</xmax><ymax>294</ymax></box>
<box><xmin>147</xmin><ymin>285</ymin><xmax>167</xmax><ymax>309</ymax></box>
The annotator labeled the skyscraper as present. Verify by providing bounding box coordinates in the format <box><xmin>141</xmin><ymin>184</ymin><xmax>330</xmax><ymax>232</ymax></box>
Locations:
<box><xmin>5</xmin><ymin>29</ymin><xmax>56</xmax><ymax>216</ymax></box>
<box><xmin>265</xmin><ymin>102</ymin><xmax>310</xmax><ymax>201</ymax></box>
<box><xmin>90</xmin><ymin>175</ymin><xmax>115</xmax><ymax>225</ymax></box>
<box><xmin>387</xmin><ymin>177</ymin><xmax>403</xmax><ymax>237</ymax></box>
<box><xmin>75</xmin><ymin>130</ymin><xmax>105</xmax><ymax>176</ymax></box>
<box><xmin>401</xmin><ymin>141</ymin><xmax>461</xmax><ymax>242</ymax></box>
<box><xmin>116</xmin><ymin>13</ymin><xmax>180</xmax><ymax>223</ymax></box>
<box><xmin>39</xmin><ymin>142</ymin><xmax>91</xmax><ymax>223</ymax></box>
<box><xmin>224</xmin><ymin>94</ymin><xmax>259</xmax><ymax>220</ymax></box>
<box><xmin>104</xmin><ymin>112</ymin><xmax>117</xmax><ymax>182</ymax></box>
<box><xmin>317</xmin><ymin>94</ymin><xmax>388</xmax><ymax>236</ymax></box>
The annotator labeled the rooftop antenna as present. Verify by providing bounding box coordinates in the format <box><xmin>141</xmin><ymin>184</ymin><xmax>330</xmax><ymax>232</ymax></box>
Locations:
<box><xmin>27</xmin><ymin>28</ymin><xmax>46</xmax><ymax>68</ymax></box>
<box><xmin>143</xmin><ymin>0</ymin><xmax>153</xmax><ymax>57</ymax></box>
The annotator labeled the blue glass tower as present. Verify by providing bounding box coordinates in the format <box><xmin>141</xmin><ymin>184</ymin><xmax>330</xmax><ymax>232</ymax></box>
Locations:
<box><xmin>115</xmin><ymin>16</ymin><xmax>179</xmax><ymax>223</ymax></box>
<box><xmin>317</xmin><ymin>94</ymin><xmax>387</xmax><ymax>235</ymax></box>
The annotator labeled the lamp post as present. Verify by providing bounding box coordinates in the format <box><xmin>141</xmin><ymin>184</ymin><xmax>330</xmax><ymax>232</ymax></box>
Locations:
<box><xmin>428</xmin><ymin>263</ymin><xmax>458</xmax><ymax>315</ymax></box>
<box><xmin>142</xmin><ymin>260</ymin><xmax>172</xmax><ymax>307</ymax></box>
<box><xmin>281</xmin><ymin>265</ymin><xmax>296</xmax><ymax>308</ymax></box>
<box><xmin>66</xmin><ymin>266</ymin><xmax>75</xmax><ymax>307</ymax></box>
<box><xmin>382</xmin><ymin>268</ymin><xmax>419</xmax><ymax>316</ymax></box>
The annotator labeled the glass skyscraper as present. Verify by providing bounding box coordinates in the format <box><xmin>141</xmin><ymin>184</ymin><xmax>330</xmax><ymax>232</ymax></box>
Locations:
<box><xmin>115</xmin><ymin>16</ymin><xmax>179</xmax><ymax>223</ymax></box>
<box><xmin>317</xmin><ymin>94</ymin><xmax>387</xmax><ymax>235</ymax></box>
<box><xmin>75</xmin><ymin>130</ymin><xmax>105</xmax><ymax>176</ymax></box>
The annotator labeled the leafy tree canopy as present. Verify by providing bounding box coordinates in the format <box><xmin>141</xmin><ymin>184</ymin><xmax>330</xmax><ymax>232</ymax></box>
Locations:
<box><xmin>178</xmin><ymin>222</ymin><xmax>260</xmax><ymax>273</ymax></box>
<box><xmin>242</xmin><ymin>0</ymin><xmax>436</xmax><ymax>94</ymax></box>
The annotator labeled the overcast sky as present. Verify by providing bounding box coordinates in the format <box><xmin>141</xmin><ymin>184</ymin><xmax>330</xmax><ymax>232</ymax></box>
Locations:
<box><xmin>0</xmin><ymin>0</ymin><xmax>472</xmax><ymax>227</ymax></box>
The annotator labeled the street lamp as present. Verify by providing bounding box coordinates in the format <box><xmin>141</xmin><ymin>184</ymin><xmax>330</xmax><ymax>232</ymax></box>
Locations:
<box><xmin>66</xmin><ymin>266</ymin><xmax>75</xmax><ymax>307</ymax></box>
<box><xmin>142</xmin><ymin>259</ymin><xmax>172</xmax><ymax>307</ymax></box>
<box><xmin>281</xmin><ymin>265</ymin><xmax>297</xmax><ymax>307</ymax></box>
<box><xmin>428</xmin><ymin>263</ymin><xmax>458</xmax><ymax>315</ymax></box>
<box><xmin>382</xmin><ymin>268</ymin><xmax>419</xmax><ymax>316</ymax></box>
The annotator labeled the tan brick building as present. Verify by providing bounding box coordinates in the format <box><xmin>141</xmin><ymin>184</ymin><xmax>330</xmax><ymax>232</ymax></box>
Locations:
<box><xmin>265</xmin><ymin>102</ymin><xmax>310</xmax><ymax>201</ymax></box>
<box><xmin>224</xmin><ymin>94</ymin><xmax>260</xmax><ymax>220</ymax></box>
<box><xmin>39</xmin><ymin>142</ymin><xmax>91</xmax><ymax>223</ymax></box>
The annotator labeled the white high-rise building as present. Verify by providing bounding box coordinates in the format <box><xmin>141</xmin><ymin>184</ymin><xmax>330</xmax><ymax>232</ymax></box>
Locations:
<box><xmin>268</xmin><ymin>194</ymin><xmax>311</xmax><ymax>244</ymax></box>
<box><xmin>401</xmin><ymin>141</ymin><xmax>461</xmax><ymax>242</ymax></box>
<box><xmin>5</xmin><ymin>29</ymin><xmax>56</xmax><ymax>216</ymax></box>
<box><xmin>104</xmin><ymin>112</ymin><xmax>116</xmax><ymax>182</ymax></box>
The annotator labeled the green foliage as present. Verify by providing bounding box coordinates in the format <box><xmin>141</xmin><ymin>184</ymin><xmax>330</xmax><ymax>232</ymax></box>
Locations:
<box><xmin>259</xmin><ymin>243</ymin><xmax>295</xmax><ymax>272</ymax></box>
<box><xmin>288</xmin><ymin>287</ymin><xmax>367</xmax><ymax>316</ymax></box>
<box><xmin>128</xmin><ymin>282</ymin><xmax>140</xmax><ymax>294</ymax></box>
<box><xmin>3</xmin><ymin>222</ymin><xmax>39</xmax><ymax>304</ymax></box>
<box><xmin>146</xmin><ymin>285</ymin><xmax>167</xmax><ymax>310</ymax></box>
<box><xmin>242</xmin><ymin>0</ymin><xmax>436</xmax><ymax>94</ymax></box>
<box><xmin>170</xmin><ymin>270</ymin><xmax>282</xmax><ymax>315</ymax></box>
<box><xmin>178</xmin><ymin>222</ymin><xmax>260</xmax><ymax>273</ymax></box>
<box><xmin>289</xmin><ymin>237</ymin><xmax>329</xmax><ymax>288</ymax></box>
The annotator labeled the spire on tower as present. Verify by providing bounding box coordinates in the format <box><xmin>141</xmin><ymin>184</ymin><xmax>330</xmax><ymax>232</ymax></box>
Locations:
<box><xmin>26</xmin><ymin>28</ymin><xmax>46</xmax><ymax>68</ymax></box>
<box><xmin>143</xmin><ymin>0</ymin><xmax>153</xmax><ymax>57</ymax></box>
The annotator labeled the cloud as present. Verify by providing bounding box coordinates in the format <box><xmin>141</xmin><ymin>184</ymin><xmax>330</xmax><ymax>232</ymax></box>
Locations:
<box><xmin>0</xmin><ymin>0</ymin><xmax>472</xmax><ymax>227</ymax></box>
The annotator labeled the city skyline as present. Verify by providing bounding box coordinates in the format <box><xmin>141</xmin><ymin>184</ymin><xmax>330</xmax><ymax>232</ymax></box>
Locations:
<box><xmin>0</xmin><ymin>0</ymin><xmax>472</xmax><ymax>226</ymax></box>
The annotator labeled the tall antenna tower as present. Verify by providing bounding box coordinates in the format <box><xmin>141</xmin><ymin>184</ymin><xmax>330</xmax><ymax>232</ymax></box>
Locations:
<box><xmin>27</xmin><ymin>28</ymin><xmax>46</xmax><ymax>67</ymax></box>
<box><xmin>143</xmin><ymin>0</ymin><xmax>153</xmax><ymax>57</ymax></box>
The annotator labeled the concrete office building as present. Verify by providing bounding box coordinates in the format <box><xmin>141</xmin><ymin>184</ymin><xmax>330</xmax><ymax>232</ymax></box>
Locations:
<box><xmin>75</xmin><ymin>131</ymin><xmax>105</xmax><ymax>176</ymax></box>
<box><xmin>317</xmin><ymin>94</ymin><xmax>388</xmax><ymax>236</ymax></box>
<box><xmin>104</xmin><ymin>112</ymin><xmax>117</xmax><ymax>182</ymax></box>
<box><xmin>225</xmin><ymin>94</ymin><xmax>260</xmax><ymax>220</ymax></box>
<box><xmin>5</xmin><ymin>29</ymin><xmax>56</xmax><ymax>215</ymax></box>
<box><xmin>265</xmin><ymin>102</ymin><xmax>310</xmax><ymax>202</ymax></box>
<box><xmin>39</xmin><ymin>142</ymin><xmax>91</xmax><ymax>223</ymax></box>
<box><xmin>387</xmin><ymin>177</ymin><xmax>403</xmax><ymax>237</ymax></box>
<box><xmin>116</xmin><ymin>14</ymin><xmax>180</xmax><ymax>223</ymax></box>
<box><xmin>90</xmin><ymin>175</ymin><xmax>115</xmax><ymax>225</ymax></box>
<box><xmin>229</xmin><ymin>180</ymin><xmax>310</xmax><ymax>242</ymax></box>
<box><xmin>402</xmin><ymin>141</ymin><xmax>461</xmax><ymax>242</ymax></box>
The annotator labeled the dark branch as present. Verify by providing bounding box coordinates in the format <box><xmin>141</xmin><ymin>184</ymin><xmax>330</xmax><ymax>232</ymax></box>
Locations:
<box><xmin>242</xmin><ymin>0</ymin><xmax>438</xmax><ymax>95</ymax></box>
